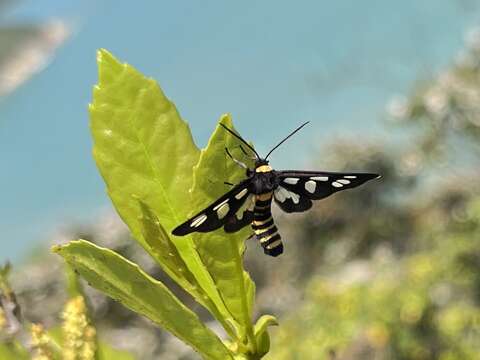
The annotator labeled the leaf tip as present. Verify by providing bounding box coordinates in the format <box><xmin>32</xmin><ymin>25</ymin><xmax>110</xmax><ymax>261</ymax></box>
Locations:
<box><xmin>96</xmin><ymin>48</ymin><xmax>123</xmax><ymax>86</ymax></box>
<box><xmin>218</xmin><ymin>113</ymin><xmax>234</xmax><ymax>129</ymax></box>
<box><xmin>97</xmin><ymin>48</ymin><xmax>115</xmax><ymax>64</ymax></box>
<box><xmin>52</xmin><ymin>239</ymin><xmax>90</xmax><ymax>255</ymax></box>
<box><xmin>51</xmin><ymin>244</ymin><xmax>63</xmax><ymax>254</ymax></box>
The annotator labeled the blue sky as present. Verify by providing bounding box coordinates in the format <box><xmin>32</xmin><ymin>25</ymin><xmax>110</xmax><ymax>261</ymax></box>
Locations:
<box><xmin>1</xmin><ymin>0</ymin><xmax>479</xmax><ymax>261</ymax></box>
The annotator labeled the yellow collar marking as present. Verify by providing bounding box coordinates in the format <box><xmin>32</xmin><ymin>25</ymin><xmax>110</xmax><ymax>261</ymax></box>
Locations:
<box><xmin>255</xmin><ymin>165</ymin><xmax>272</xmax><ymax>173</ymax></box>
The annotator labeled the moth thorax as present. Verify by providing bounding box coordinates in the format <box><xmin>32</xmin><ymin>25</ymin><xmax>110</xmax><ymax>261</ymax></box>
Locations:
<box><xmin>255</xmin><ymin>165</ymin><xmax>272</xmax><ymax>173</ymax></box>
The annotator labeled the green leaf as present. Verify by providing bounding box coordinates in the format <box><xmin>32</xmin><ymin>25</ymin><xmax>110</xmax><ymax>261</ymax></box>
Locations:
<box><xmin>189</xmin><ymin>114</ymin><xmax>256</xmax><ymax>339</ymax></box>
<box><xmin>65</xmin><ymin>264</ymin><xmax>85</xmax><ymax>298</ymax></box>
<box><xmin>54</xmin><ymin>240</ymin><xmax>233</xmax><ymax>360</ymax></box>
<box><xmin>253</xmin><ymin>315</ymin><xmax>278</xmax><ymax>358</ymax></box>
<box><xmin>89</xmin><ymin>49</ymin><xmax>231</xmax><ymax>323</ymax></box>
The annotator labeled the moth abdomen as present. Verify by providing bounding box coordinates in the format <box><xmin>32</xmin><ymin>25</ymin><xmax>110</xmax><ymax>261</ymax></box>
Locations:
<box><xmin>252</xmin><ymin>194</ymin><xmax>284</xmax><ymax>257</ymax></box>
<box><xmin>260</xmin><ymin>233</ymin><xmax>283</xmax><ymax>257</ymax></box>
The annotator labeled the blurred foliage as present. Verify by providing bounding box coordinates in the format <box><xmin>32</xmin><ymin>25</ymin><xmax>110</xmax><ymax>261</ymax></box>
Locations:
<box><xmin>0</xmin><ymin>0</ymin><xmax>45</xmax><ymax>64</ymax></box>
<box><xmin>0</xmin><ymin>25</ymin><xmax>46</xmax><ymax>64</ymax></box>
<box><xmin>2</xmin><ymin>22</ymin><xmax>480</xmax><ymax>360</ymax></box>
<box><xmin>387</xmin><ymin>27</ymin><xmax>480</xmax><ymax>161</ymax></box>
<box><xmin>0</xmin><ymin>0</ymin><xmax>69</xmax><ymax>96</ymax></box>
<box><xmin>0</xmin><ymin>262</ymin><xmax>135</xmax><ymax>359</ymax></box>
<box><xmin>268</xmin><ymin>197</ymin><xmax>480</xmax><ymax>359</ymax></box>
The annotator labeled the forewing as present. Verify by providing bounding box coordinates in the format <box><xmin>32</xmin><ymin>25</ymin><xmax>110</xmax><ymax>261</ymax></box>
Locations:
<box><xmin>172</xmin><ymin>180</ymin><xmax>251</xmax><ymax>236</ymax></box>
<box><xmin>274</xmin><ymin>171</ymin><xmax>379</xmax><ymax>213</ymax></box>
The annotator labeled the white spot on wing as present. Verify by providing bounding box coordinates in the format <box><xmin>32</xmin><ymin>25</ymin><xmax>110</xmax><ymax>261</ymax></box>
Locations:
<box><xmin>216</xmin><ymin>203</ymin><xmax>229</xmax><ymax>219</ymax></box>
<box><xmin>191</xmin><ymin>214</ymin><xmax>207</xmax><ymax>227</ymax></box>
<box><xmin>284</xmin><ymin>177</ymin><xmax>299</xmax><ymax>185</ymax></box>
<box><xmin>274</xmin><ymin>187</ymin><xmax>289</xmax><ymax>203</ymax></box>
<box><xmin>275</xmin><ymin>186</ymin><xmax>300</xmax><ymax>204</ymax></box>
<box><xmin>345</xmin><ymin>175</ymin><xmax>357</xmax><ymax>179</ymax></box>
<box><xmin>290</xmin><ymin>192</ymin><xmax>300</xmax><ymax>204</ymax></box>
<box><xmin>235</xmin><ymin>188</ymin><xmax>248</xmax><ymax>199</ymax></box>
<box><xmin>311</xmin><ymin>176</ymin><xmax>328</xmax><ymax>181</ymax></box>
<box><xmin>247</xmin><ymin>195</ymin><xmax>255</xmax><ymax>210</ymax></box>
<box><xmin>305</xmin><ymin>180</ymin><xmax>316</xmax><ymax>193</ymax></box>
<box><xmin>332</xmin><ymin>181</ymin><xmax>343</xmax><ymax>188</ymax></box>
<box><xmin>236</xmin><ymin>195</ymin><xmax>254</xmax><ymax>220</ymax></box>
<box><xmin>213</xmin><ymin>199</ymin><xmax>229</xmax><ymax>210</ymax></box>
<box><xmin>338</xmin><ymin>179</ymin><xmax>351</xmax><ymax>185</ymax></box>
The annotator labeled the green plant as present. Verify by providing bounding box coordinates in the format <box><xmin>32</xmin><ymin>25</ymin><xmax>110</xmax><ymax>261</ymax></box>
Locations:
<box><xmin>54</xmin><ymin>49</ymin><xmax>277</xmax><ymax>359</ymax></box>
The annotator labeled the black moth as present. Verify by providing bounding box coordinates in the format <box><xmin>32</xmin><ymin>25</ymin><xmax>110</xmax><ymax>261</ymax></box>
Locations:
<box><xmin>172</xmin><ymin>122</ymin><xmax>380</xmax><ymax>257</ymax></box>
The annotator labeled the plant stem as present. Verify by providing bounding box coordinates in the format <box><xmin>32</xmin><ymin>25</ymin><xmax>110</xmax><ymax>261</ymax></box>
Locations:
<box><xmin>207</xmin><ymin>299</ymin><xmax>239</xmax><ymax>341</ymax></box>
<box><xmin>230</xmin><ymin>240</ymin><xmax>257</xmax><ymax>355</ymax></box>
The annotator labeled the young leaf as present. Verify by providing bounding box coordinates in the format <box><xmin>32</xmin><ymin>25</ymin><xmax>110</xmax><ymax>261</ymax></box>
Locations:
<box><xmin>189</xmin><ymin>114</ymin><xmax>256</xmax><ymax>337</ymax></box>
<box><xmin>89</xmin><ymin>49</ymin><xmax>232</xmax><ymax>322</ymax></box>
<box><xmin>54</xmin><ymin>240</ymin><xmax>233</xmax><ymax>360</ymax></box>
<box><xmin>253</xmin><ymin>315</ymin><xmax>278</xmax><ymax>357</ymax></box>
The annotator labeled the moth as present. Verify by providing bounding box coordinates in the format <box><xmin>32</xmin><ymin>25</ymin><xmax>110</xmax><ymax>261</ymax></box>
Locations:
<box><xmin>172</xmin><ymin>122</ymin><xmax>380</xmax><ymax>257</ymax></box>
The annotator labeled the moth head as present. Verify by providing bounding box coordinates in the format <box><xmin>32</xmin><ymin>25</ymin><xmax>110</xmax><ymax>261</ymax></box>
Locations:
<box><xmin>255</xmin><ymin>158</ymin><xmax>269</xmax><ymax>168</ymax></box>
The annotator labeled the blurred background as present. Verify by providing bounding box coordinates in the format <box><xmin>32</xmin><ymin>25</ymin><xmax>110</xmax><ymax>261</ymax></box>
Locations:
<box><xmin>2</xmin><ymin>0</ymin><xmax>480</xmax><ymax>359</ymax></box>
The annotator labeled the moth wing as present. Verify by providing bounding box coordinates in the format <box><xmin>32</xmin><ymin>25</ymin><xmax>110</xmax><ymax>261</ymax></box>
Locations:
<box><xmin>224</xmin><ymin>194</ymin><xmax>256</xmax><ymax>233</ymax></box>
<box><xmin>273</xmin><ymin>185</ymin><xmax>312</xmax><ymax>213</ymax></box>
<box><xmin>171</xmin><ymin>180</ymin><xmax>252</xmax><ymax>236</ymax></box>
<box><xmin>274</xmin><ymin>171</ymin><xmax>379</xmax><ymax>213</ymax></box>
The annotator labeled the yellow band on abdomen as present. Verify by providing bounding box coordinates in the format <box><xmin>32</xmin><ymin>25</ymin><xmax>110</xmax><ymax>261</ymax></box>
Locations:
<box><xmin>256</xmin><ymin>192</ymin><xmax>273</xmax><ymax>201</ymax></box>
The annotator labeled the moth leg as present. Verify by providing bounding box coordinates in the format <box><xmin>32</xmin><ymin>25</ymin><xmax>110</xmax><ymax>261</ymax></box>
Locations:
<box><xmin>206</xmin><ymin>179</ymin><xmax>235</xmax><ymax>189</ymax></box>
<box><xmin>240</xmin><ymin>233</ymin><xmax>256</xmax><ymax>256</ymax></box>
<box><xmin>246</xmin><ymin>233</ymin><xmax>256</xmax><ymax>241</ymax></box>
<box><xmin>225</xmin><ymin>147</ymin><xmax>248</xmax><ymax>169</ymax></box>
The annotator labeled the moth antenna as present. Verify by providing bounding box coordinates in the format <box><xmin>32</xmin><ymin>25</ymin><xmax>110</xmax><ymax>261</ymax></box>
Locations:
<box><xmin>220</xmin><ymin>123</ymin><xmax>260</xmax><ymax>159</ymax></box>
<box><xmin>225</xmin><ymin>147</ymin><xmax>248</xmax><ymax>169</ymax></box>
<box><xmin>265</xmin><ymin>121</ymin><xmax>310</xmax><ymax>159</ymax></box>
